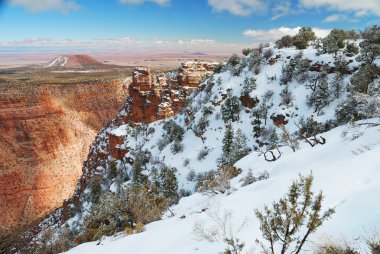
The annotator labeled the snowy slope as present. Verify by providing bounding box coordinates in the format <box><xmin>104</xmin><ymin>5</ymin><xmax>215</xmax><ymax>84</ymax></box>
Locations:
<box><xmin>30</xmin><ymin>40</ymin><xmax>379</xmax><ymax>253</ymax></box>
<box><xmin>64</xmin><ymin>119</ymin><xmax>380</xmax><ymax>254</ymax></box>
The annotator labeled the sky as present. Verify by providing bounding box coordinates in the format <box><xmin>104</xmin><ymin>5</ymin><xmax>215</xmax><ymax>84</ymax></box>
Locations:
<box><xmin>0</xmin><ymin>0</ymin><xmax>379</xmax><ymax>51</ymax></box>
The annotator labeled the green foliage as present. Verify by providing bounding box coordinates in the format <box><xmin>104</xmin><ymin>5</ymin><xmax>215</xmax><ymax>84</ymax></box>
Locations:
<box><xmin>255</xmin><ymin>174</ymin><xmax>335</xmax><ymax>254</ymax></box>
<box><xmin>170</xmin><ymin>141</ymin><xmax>184</xmax><ymax>154</ymax></box>
<box><xmin>227</xmin><ymin>54</ymin><xmax>241</xmax><ymax>67</ymax></box>
<box><xmin>90</xmin><ymin>176</ymin><xmax>102</xmax><ymax>202</ymax></box>
<box><xmin>292</xmin><ymin>27</ymin><xmax>316</xmax><ymax>49</ymax></box>
<box><xmin>242</xmin><ymin>48</ymin><xmax>255</xmax><ymax>56</ymax></box>
<box><xmin>356</xmin><ymin>26</ymin><xmax>380</xmax><ymax>64</ymax></box>
<box><xmin>195</xmin><ymin>165</ymin><xmax>241</xmax><ymax>194</ymax></box>
<box><xmin>297</xmin><ymin>117</ymin><xmax>337</xmax><ymax>138</ymax></box>
<box><xmin>230</xmin><ymin>129</ymin><xmax>250</xmax><ymax>164</ymax></box>
<box><xmin>322</xmin><ymin>29</ymin><xmax>347</xmax><ymax>57</ymax></box>
<box><xmin>221</xmin><ymin>96</ymin><xmax>241</xmax><ymax>123</ymax></box>
<box><xmin>281</xmin><ymin>52</ymin><xmax>311</xmax><ymax>84</ymax></box>
<box><xmin>336</xmin><ymin>94</ymin><xmax>380</xmax><ymax>124</ymax></box>
<box><xmin>276</xmin><ymin>35</ymin><xmax>294</xmax><ymax>49</ymax></box>
<box><xmin>242</xmin><ymin>77</ymin><xmax>257</xmax><ymax>96</ymax></box>
<box><xmin>349</xmin><ymin>64</ymin><xmax>379</xmax><ymax>94</ymax></box>
<box><xmin>345</xmin><ymin>42</ymin><xmax>359</xmax><ymax>56</ymax></box>
<box><xmin>155</xmin><ymin>164</ymin><xmax>179</xmax><ymax>204</ymax></box>
<box><xmin>307</xmin><ymin>74</ymin><xmax>330</xmax><ymax>114</ymax></box>
<box><xmin>280</xmin><ymin>85</ymin><xmax>294</xmax><ymax>107</ymax></box>
<box><xmin>108</xmin><ymin>160</ymin><xmax>118</xmax><ymax>180</ymax></box>
<box><xmin>224</xmin><ymin>237</ymin><xmax>245</xmax><ymax>254</ymax></box>
<box><xmin>331</xmin><ymin>73</ymin><xmax>344</xmax><ymax>99</ymax></box>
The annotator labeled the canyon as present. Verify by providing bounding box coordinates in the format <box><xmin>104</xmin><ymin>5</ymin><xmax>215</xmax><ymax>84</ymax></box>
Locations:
<box><xmin>0</xmin><ymin>60</ymin><xmax>217</xmax><ymax>249</ymax></box>
<box><xmin>0</xmin><ymin>80</ymin><xmax>127</xmax><ymax>236</ymax></box>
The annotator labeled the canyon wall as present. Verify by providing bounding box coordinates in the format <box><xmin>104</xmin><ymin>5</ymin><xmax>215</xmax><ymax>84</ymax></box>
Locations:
<box><xmin>0</xmin><ymin>81</ymin><xmax>126</xmax><ymax>235</ymax></box>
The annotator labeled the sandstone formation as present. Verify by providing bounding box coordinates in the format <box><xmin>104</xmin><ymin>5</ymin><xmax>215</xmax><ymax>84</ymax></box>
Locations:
<box><xmin>0</xmin><ymin>81</ymin><xmax>125</xmax><ymax>235</ymax></box>
<box><xmin>121</xmin><ymin>62</ymin><xmax>216</xmax><ymax>125</ymax></box>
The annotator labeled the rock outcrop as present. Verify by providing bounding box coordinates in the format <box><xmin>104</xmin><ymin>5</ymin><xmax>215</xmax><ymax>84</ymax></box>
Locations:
<box><xmin>122</xmin><ymin>62</ymin><xmax>216</xmax><ymax>124</ymax></box>
<box><xmin>0</xmin><ymin>81</ymin><xmax>125</xmax><ymax>235</ymax></box>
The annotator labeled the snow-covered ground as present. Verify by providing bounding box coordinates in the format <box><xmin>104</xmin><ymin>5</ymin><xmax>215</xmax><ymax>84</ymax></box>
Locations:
<box><xmin>64</xmin><ymin>119</ymin><xmax>380</xmax><ymax>254</ymax></box>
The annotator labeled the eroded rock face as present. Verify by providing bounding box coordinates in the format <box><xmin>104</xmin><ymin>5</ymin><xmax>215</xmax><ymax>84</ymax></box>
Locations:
<box><xmin>123</xmin><ymin>62</ymin><xmax>215</xmax><ymax>124</ymax></box>
<box><xmin>0</xmin><ymin>81</ymin><xmax>125</xmax><ymax>235</ymax></box>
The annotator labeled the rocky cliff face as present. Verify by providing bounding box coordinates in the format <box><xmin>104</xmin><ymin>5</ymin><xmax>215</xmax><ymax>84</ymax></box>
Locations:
<box><xmin>122</xmin><ymin>62</ymin><xmax>216</xmax><ymax>124</ymax></box>
<box><xmin>0</xmin><ymin>81</ymin><xmax>125</xmax><ymax>235</ymax></box>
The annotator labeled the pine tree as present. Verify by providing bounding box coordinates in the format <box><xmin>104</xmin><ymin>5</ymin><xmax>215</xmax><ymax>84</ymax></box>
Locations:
<box><xmin>221</xmin><ymin>96</ymin><xmax>241</xmax><ymax>123</ymax></box>
<box><xmin>159</xmin><ymin>165</ymin><xmax>178</xmax><ymax>204</ymax></box>
<box><xmin>307</xmin><ymin>74</ymin><xmax>330</xmax><ymax>113</ymax></box>
<box><xmin>356</xmin><ymin>26</ymin><xmax>380</xmax><ymax>64</ymax></box>
<box><xmin>242</xmin><ymin>77</ymin><xmax>257</xmax><ymax>96</ymax></box>
<box><xmin>230</xmin><ymin>129</ymin><xmax>250</xmax><ymax>164</ymax></box>
<box><xmin>219</xmin><ymin>123</ymin><xmax>235</xmax><ymax>166</ymax></box>
<box><xmin>331</xmin><ymin>73</ymin><xmax>344</xmax><ymax>99</ymax></box>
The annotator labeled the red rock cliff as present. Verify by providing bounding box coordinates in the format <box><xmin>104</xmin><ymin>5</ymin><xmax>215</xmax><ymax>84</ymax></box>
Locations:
<box><xmin>0</xmin><ymin>81</ymin><xmax>125</xmax><ymax>235</ymax></box>
<box><xmin>123</xmin><ymin>62</ymin><xmax>215</xmax><ymax>124</ymax></box>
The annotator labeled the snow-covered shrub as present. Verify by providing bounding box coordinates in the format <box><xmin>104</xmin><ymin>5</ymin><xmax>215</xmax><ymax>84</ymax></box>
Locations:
<box><xmin>344</xmin><ymin>42</ymin><xmax>359</xmax><ymax>57</ymax></box>
<box><xmin>263</xmin><ymin>48</ymin><xmax>274</xmax><ymax>60</ymax></box>
<box><xmin>240</xmin><ymin>170</ymin><xmax>269</xmax><ymax>187</ymax></box>
<box><xmin>255</xmin><ymin>174</ymin><xmax>335</xmax><ymax>254</ymax></box>
<box><xmin>297</xmin><ymin>117</ymin><xmax>337</xmax><ymax>138</ymax></box>
<box><xmin>280</xmin><ymin>52</ymin><xmax>311</xmax><ymax>85</ymax></box>
<box><xmin>280</xmin><ymin>85</ymin><xmax>294</xmax><ymax>107</ymax></box>
<box><xmin>197</xmin><ymin>146</ymin><xmax>210</xmax><ymax>161</ymax></box>
<box><xmin>171</xmin><ymin>141</ymin><xmax>184</xmax><ymax>154</ymax></box>
<box><xmin>195</xmin><ymin>166</ymin><xmax>240</xmax><ymax>194</ymax></box>
<box><xmin>186</xmin><ymin>169</ymin><xmax>196</xmax><ymax>181</ymax></box>
<box><xmin>241</xmin><ymin>77</ymin><xmax>256</xmax><ymax>96</ymax></box>
<box><xmin>336</xmin><ymin>94</ymin><xmax>380</xmax><ymax>124</ymax></box>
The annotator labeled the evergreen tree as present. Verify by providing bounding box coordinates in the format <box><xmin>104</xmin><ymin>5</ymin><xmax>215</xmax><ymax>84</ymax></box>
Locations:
<box><xmin>356</xmin><ymin>26</ymin><xmax>380</xmax><ymax>64</ymax></box>
<box><xmin>221</xmin><ymin>96</ymin><xmax>241</xmax><ymax>123</ymax></box>
<box><xmin>349</xmin><ymin>64</ymin><xmax>379</xmax><ymax>94</ymax></box>
<box><xmin>307</xmin><ymin>74</ymin><xmax>330</xmax><ymax>113</ymax></box>
<box><xmin>255</xmin><ymin>174</ymin><xmax>335</xmax><ymax>254</ymax></box>
<box><xmin>158</xmin><ymin>165</ymin><xmax>178</xmax><ymax>204</ymax></box>
<box><xmin>331</xmin><ymin>73</ymin><xmax>344</xmax><ymax>99</ymax></box>
<box><xmin>292</xmin><ymin>27</ymin><xmax>316</xmax><ymax>49</ymax></box>
<box><xmin>242</xmin><ymin>77</ymin><xmax>257</xmax><ymax>96</ymax></box>
<box><xmin>219</xmin><ymin>123</ymin><xmax>235</xmax><ymax>166</ymax></box>
<box><xmin>322</xmin><ymin>29</ymin><xmax>346</xmax><ymax>57</ymax></box>
<box><xmin>230</xmin><ymin>129</ymin><xmax>250</xmax><ymax>165</ymax></box>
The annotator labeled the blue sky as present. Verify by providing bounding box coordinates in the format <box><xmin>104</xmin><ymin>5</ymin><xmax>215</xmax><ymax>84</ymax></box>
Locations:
<box><xmin>0</xmin><ymin>0</ymin><xmax>379</xmax><ymax>50</ymax></box>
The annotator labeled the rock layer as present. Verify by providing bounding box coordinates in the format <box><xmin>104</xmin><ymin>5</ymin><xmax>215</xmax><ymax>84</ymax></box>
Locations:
<box><xmin>0</xmin><ymin>81</ymin><xmax>125</xmax><ymax>235</ymax></box>
<box><xmin>123</xmin><ymin>62</ymin><xmax>216</xmax><ymax>124</ymax></box>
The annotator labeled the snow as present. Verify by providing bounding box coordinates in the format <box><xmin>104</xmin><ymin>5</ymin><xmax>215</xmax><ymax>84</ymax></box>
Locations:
<box><xmin>64</xmin><ymin>120</ymin><xmax>380</xmax><ymax>254</ymax></box>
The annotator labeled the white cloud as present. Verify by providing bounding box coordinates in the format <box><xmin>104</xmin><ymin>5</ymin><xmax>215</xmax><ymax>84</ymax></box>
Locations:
<box><xmin>322</xmin><ymin>14</ymin><xmax>359</xmax><ymax>23</ymax></box>
<box><xmin>299</xmin><ymin>0</ymin><xmax>380</xmax><ymax>17</ymax></box>
<box><xmin>8</xmin><ymin>0</ymin><xmax>80</xmax><ymax>13</ymax></box>
<box><xmin>271</xmin><ymin>1</ymin><xmax>302</xmax><ymax>20</ymax></box>
<box><xmin>118</xmin><ymin>0</ymin><xmax>170</xmax><ymax>6</ymax></box>
<box><xmin>0</xmin><ymin>37</ymin><xmax>252</xmax><ymax>51</ymax></box>
<box><xmin>242</xmin><ymin>26</ymin><xmax>331</xmax><ymax>41</ymax></box>
<box><xmin>207</xmin><ymin>0</ymin><xmax>267</xmax><ymax>17</ymax></box>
